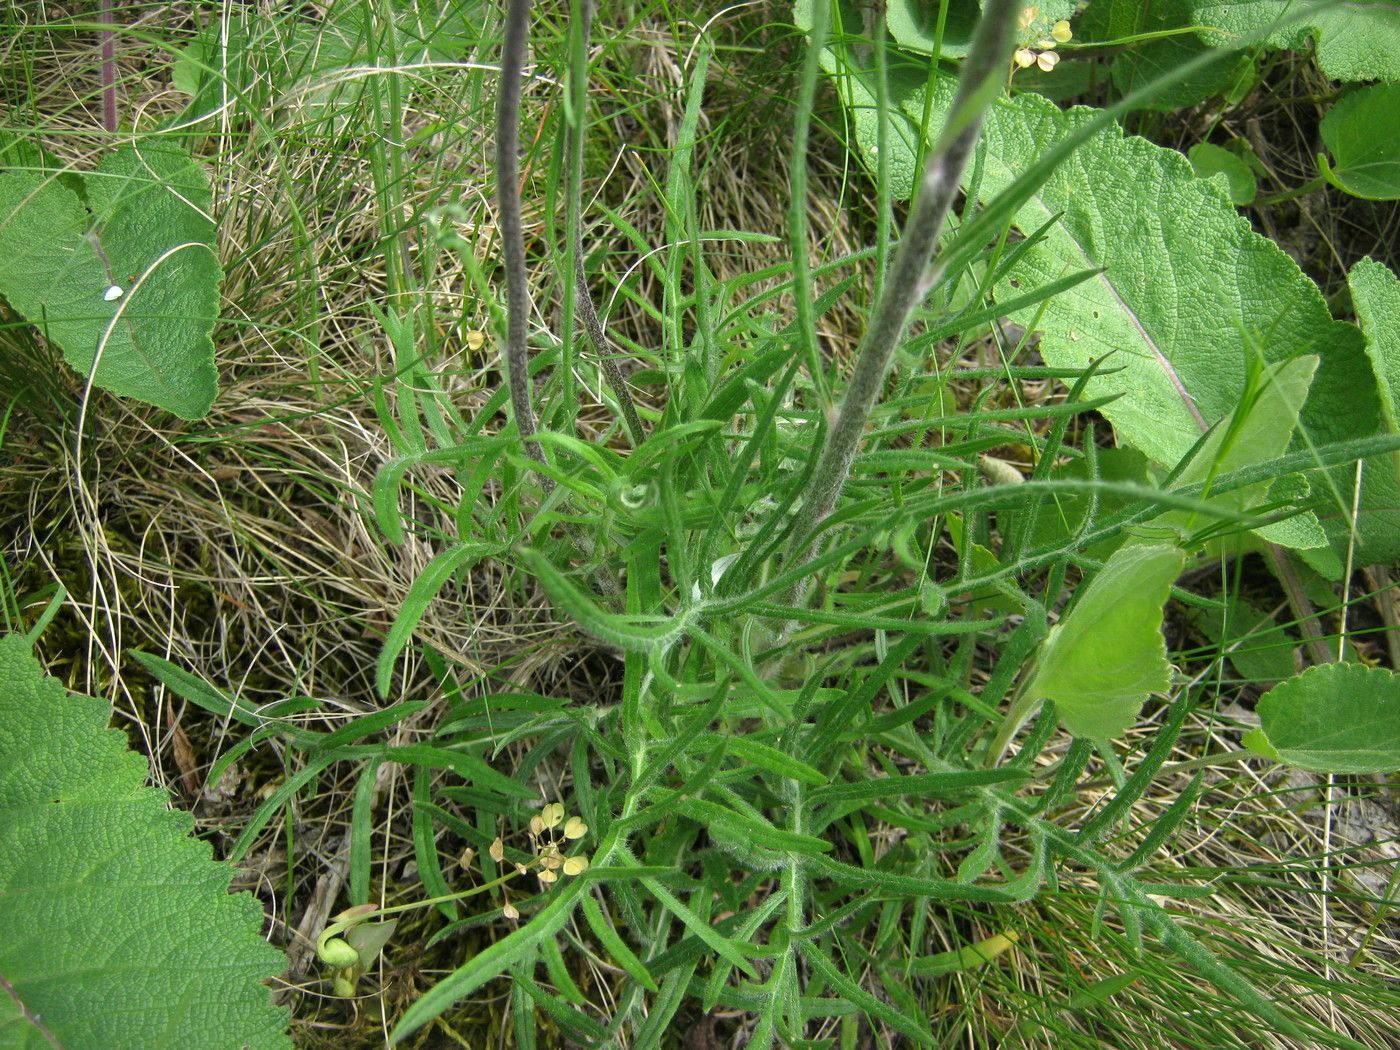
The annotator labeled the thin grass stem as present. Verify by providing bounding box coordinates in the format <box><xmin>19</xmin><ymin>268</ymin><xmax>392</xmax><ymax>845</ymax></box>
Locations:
<box><xmin>567</xmin><ymin>0</ymin><xmax>645</xmax><ymax>447</ymax></box>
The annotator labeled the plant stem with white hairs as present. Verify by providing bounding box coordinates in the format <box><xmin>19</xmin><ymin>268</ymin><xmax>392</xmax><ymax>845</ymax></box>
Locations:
<box><xmin>785</xmin><ymin>0</ymin><xmax>1022</xmax><ymax>589</ymax></box>
<box><xmin>497</xmin><ymin>0</ymin><xmax>547</xmax><ymax>473</ymax></box>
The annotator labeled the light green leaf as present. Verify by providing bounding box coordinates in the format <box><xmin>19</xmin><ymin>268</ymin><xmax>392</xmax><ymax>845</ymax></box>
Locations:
<box><xmin>0</xmin><ymin>635</ymin><xmax>289</xmax><ymax>1049</ymax></box>
<box><xmin>0</xmin><ymin>141</ymin><xmax>220</xmax><ymax>418</ymax></box>
<box><xmin>1156</xmin><ymin>355</ymin><xmax>1320</xmax><ymax>545</ymax></box>
<box><xmin>1180</xmin><ymin>357</ymin><xmax>1317</xmax><ymax>486</ymax></box>
<box><xmin>1291</xmin><ymin>258</ymin><xmax>1400</xmax><ymax>572</ymax></box>
<box><xmin>885</xmin><ymin>0</ymin><xmax>984</xmax><ymax>59</ymax></box>
<box><xmin>971</xmin><ymin>91</ymin><xmax>1360</xmax><ymax>472</ymax></box>
<box><xmin>1242</xmin><ymin>662</ymin><xmax>1400</xmax><ymax>773</ymax></box>
<box><xmin>1190</xmin><ymin>0</ymin><xmax>1400</xmax><ymax>82</ymax></box>
<box><xmin>1188</xmin><ymin>141</ymin><xmax>1257</xmax><ymax>204</ymax></box>
<box><xmin>1319</xmin><ymin>84</ymin><xmax>1400</xmax><ymax>201</ymax></box>
<box><xmin>1025</xmin><ymin>544</ymin><xmax>1186</xmax><ymax>740</ymax></box>
<box><xmin>1349</xmin><ymin>257</ymin><xmax>1400</xmax><ymax>432</ymax></box>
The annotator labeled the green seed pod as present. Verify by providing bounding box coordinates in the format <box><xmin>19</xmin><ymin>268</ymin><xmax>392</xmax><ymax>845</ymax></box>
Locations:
<box><xmin>318</xmin><ymin>936</ymin><xmax>360</xmax><ymax>969</ymax></box>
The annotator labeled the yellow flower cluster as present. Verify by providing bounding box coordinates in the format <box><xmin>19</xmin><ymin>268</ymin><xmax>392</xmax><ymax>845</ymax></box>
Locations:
<box><xmin>1014</xmin><ymin>8</ymin><xmax>1072</xmax><ymax>73</ymax></box>
<box><xmin>490</xmin><ymin>800</ymin><xmax>591</xmax><ymax>920</ymax></box>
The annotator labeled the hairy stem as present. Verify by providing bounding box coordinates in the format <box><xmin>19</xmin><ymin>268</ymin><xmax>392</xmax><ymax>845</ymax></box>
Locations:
<box><xmin>788</xmin><ymin>0</ymin><xmax>833</xmax><ymax>418</ymax></box>
<box><xmin>786</xmin><ymin>0</ymin><xmax>1021</xmax><ymax>579</ymax></box>
<box><xmin>497</xmin><ymin>0</ymin><xmax>546</xmax><ymax>471</ymax></box>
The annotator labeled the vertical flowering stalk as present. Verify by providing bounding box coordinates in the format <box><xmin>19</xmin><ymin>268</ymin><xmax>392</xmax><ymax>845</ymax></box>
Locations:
<box><xmin>786</xmin><ymin>0</ymin><xmax>1023</xmax><ymax>580</ymax></box>
<box><xmin>497</xmin><ymin>0</ymin><xmax>546</xmax><ymax>469</ymax></box>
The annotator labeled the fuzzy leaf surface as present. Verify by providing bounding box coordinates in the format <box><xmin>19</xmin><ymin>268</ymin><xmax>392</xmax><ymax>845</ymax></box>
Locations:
<box><xmin>1189</xmin><ymin>0</ymin><xmax>1400</xmax><ymax>82</ymax></box>
<box><xmin>1242</xmin><ymin>663</ymin><xmax>1400</xmax><ymax>773</ymax></box>
<box><xmin>1025</xmin><ymin>544</ymin><xmax>1186</xmax><ymax>740</ymax></box>
<box><xmin>1083</xmin><ymin>0</ymin><xmax>1253</xmax><ymax>112</ymax></box>
<box><xmin>805</xmin><ymin>38</ymin><xmax>1371</xmax><ymax>475</ymax></box>
<box><xmin>0</xmin><ymin>141</ymin><xmax>220</xmax><ymax>418</ymax></box>
<box><xmin>0</xmin><ymin>635</ymin><xmax>289</xmax><ymax>1049</ymax></box>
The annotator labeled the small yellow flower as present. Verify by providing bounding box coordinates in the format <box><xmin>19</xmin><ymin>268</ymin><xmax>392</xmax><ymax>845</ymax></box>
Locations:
<box><xmin>1051</xmin><ymin>19</ymin><xmax>1072</xmax><ymax>43</ymax></box>
<box><xmin>541</xmin><ymin>802</ymin><xmax>565</xmax><ymax>829</ymax></box>
<box><xmin>1014</xmin><ymin>48</ymin><xmax>1037</xmax><ymax>68</ymax></box>
<box><xmin>1019</xmin><ymin>5</ymin><xmax>1039</xmax><ymax>28</ymax></box>
<box><xmin>562</xmin><ymin>854</ymin><xmax>590</xmax><ymax>877</ymax></box>
<box><xmin>563</xmin><ymin>817</ymin><xmax>588</xmax><ymax>840</ymax></box>
<box><xmin>1037</xmin><ymin>51</ymin><xmax>1060</xmax><ymax>72</ymax></box>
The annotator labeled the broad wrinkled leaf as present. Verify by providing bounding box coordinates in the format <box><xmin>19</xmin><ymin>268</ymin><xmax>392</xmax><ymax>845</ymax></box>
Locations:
<box><xmin>802</xmin><ymin>37</ymin><xmax>1373</xmax><ymax>477</ymax></box>
<box><xmin>1025</xmin><ymin>544</ymin><xmax>1186</xmax><ymax>740</ymax></box>
<box><xmin>0</xmin><ymin>635</ymin><xmax>289</xmax><ymax>1049</ymax></box>
<box><xmin>1157</xmin><ymin>356</ymin><xmax>1323</xmax><ymax>548</ymax></box>
<box><xmin>0</xmin><ymin>140</ymin><xmax>220</xmax><ymax>418</ymax></box>
<box><xmin>1294</xmin><ymin>258</ymin><xmax>1400</xmax><ymax>572</ymax></box>
<box><xmin>1242</xmin><ymin>663</ymin><xmax>1400</xmax><ymax>773</ymax></box>
<box><xmin>1190</xmin><ymin>0</ymin><xmax>1400</xmax><ymax>82</ymax></box>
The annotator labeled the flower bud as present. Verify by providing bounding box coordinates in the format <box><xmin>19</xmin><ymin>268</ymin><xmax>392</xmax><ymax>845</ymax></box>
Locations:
<box><xmin>318</xmin><ymin>937</ymin><xmax>361</xmax><ymax>968</ymax></box>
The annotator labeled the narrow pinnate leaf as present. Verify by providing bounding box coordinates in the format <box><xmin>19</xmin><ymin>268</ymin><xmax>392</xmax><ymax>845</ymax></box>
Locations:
<box><xmin>1319</xmin><ymin>84</ymin><xmax>1400</xmax><ymax>201</ymax></box>
<box><xmin>1242</xmin><ymin>663</ymin><xmax>1400</xmax><ymax>773</ymax></box>
<box><xmin>0</xmin><ymin>635</ymin><xmax>289</xmax><ymax>1049</ymax></box>
<box><xmin>0</xmin><ymin>141</ymin><xmax>220</xmax><ymax>418</ymax></box>
<box><xmin>1026</xmin><ymin>544</ymin><xmax>1186</xmax><ymax>740</ymax></box>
